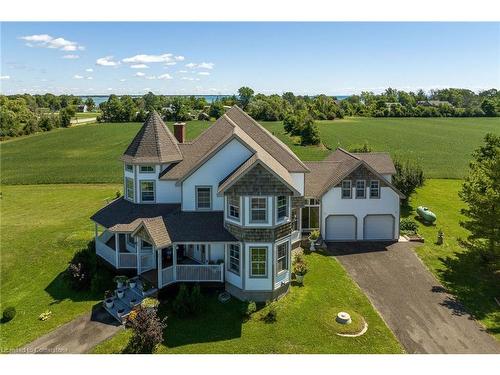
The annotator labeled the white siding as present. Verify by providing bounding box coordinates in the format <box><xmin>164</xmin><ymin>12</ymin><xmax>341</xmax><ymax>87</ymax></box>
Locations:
<box><xmin>131</xmin><ymin>164</ymin><xmax>182</xmax><ymax>204</ymax></box>
<box><xmin>291</xmin><ymin>172</ymin><xmax>305</xmax><ymax>195</ymax></box>
<box><xmin>209</xmin><ymin>243</ymin><xmax>225</xmax><ymax>262</ymax></box>
<box><xmin>182</xmin><ymin>138</ymin><xmax>253</xmax><ymax>211</ymax></box>
<box><xmin>244</xmin><ymin>243</ymin><xmax>273</xmax><ymax>291</ymax></box>
<box><xmin>321</xmin><ymin>186</ymin><xmax>400</xmax><ymax>241</ymax></box>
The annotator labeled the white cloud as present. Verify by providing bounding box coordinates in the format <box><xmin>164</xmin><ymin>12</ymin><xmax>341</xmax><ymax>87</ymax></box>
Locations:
<box><xmin>119</xmin><ymin>78</ymin><xmax>127</xmax><ymax>82</ymax></box>
<box><xmin>62</xmin><ymin>54</ymin><xmax>79</xmax><ymax>59</ymax></box>
<box><xmin>0</xmin><ymin>75</ymin><xmax>10</xmax><ymax>80</ymax></box>
<box><xmin>165</xmin><ymin>62</ymin><xmax>177</xmax><ymax>66</ymax></box>
<box><xmin>157</xmin><ymin>73</ymin><xmax>173</xmax><ymax>80</ymax></box>
<box><xmin>181</xmin><ymin>77</ymin><xmax>200</xmax><ymax>81</ymax></box>
<box><xmin>131</xmin><ymin>64</ymin><xmax>149</xmax><ymax>69</ymax></box>
<box><xmin>198</xmin><ymin>71</ymin><xmax>210</xmax><ymax>76</ymax></box>
<box><xmin>134</xmin><ymin>72</ymin><xmax>146</xmax><ymax>77</ymax></box>
<box><xmin>145</xmin><ymin>75</ymin><xmax>156</xmax><ymax>80</ymax></box>
<box><xmin>179</xmin><ymin>70</ymin><xmax>188</xmax><ymax>73</ymax></box>
<box><xmin>122</xmin><ymin>53</ymin><xmax>184</xmax><ymax>64</ymax></box>
<box><xmin>186</xmin><ymin>62</ymin><xmax>215</xmax><ymax>70</ymax></box>
<box><xmin>107</xmin><ymin>88</ymin><xmax>113</xmax><ymax>91</ymax></box>
<box><xmin>87</xmin><ymin>76</ymin><xmax>93</xmax><ymax>80</ymax></box>
<box><xmin>73</xmin><ymin>74</ymin><xmax>83</xmax><ymax>79</ymax></box>
<box><xmin>85</xmin><ymin>68</ymin><xmax>93</xmax><ymax>72</ymax></box>
<box><xmin>20</xmin><ymin>34</ymin><xmax>84</xmax><ymax>51</ymax></box>
<box><xmin>96</xmin><ymin>56</ymin><xmax>120</xmax><ymax>66</ymax></box>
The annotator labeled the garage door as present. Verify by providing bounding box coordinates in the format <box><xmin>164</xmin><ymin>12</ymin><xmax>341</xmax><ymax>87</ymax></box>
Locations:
<box><xmin>325</xmin><ymin>215</ymin><xmax>356</xmax><ymax>241</ymax></box>
<box><xmin>364</xmin><ymin>215</ymin><xmax>395</xmax><ymax>240</ymax></box>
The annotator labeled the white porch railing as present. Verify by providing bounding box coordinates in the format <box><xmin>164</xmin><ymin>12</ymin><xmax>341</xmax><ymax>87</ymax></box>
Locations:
<box><xmin>119</xmin><ymin>253</ymin><xmax>137</xmax><ymax>268</ymax></box>
<box><xmin>161</xmin><ymin>266</ymin><xmax>175</xmax><ymax>287</ymax></box>
<box><xmin>96</xmin><ymin>239</ymin><xmax>116</xmax><ymax>266</ymax></box>
<box><xmin>139</xmin><ymin>252</ymin><xmax>155</xmax><ymax>274</ymax></box>
<box><xmin>176</xmin><ymin>264</ymin><xmax>224</xmax><ymax>282</ymax></box>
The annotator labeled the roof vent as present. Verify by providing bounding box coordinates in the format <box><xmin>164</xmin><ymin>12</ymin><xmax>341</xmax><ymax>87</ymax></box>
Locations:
<box><xmin>174</xmin><ymin>122</ymin><xmax>186</xmax><ymax>143</ymax></box>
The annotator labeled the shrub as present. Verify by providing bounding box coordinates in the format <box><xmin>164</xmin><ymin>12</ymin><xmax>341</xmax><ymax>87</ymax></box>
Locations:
<box><xmin>141</xmin><ymin>297</ymin><xmax>160</xmax><ymax>309</ymax></box>
<box><xmin>349</xmin><ymin>141</ymin><xmax>372</xmax><ymax>153</ymax></box>
<box><xmin>2</xmin><ymin>307</ymin><xmax>16</xmax><ymax>322</ymax></box>
<box><xmin>300</xmin><ymin>118</ymin><xmax>321</xmax><ymax>146</ymax></box>
<box><xmin>261</xmin><ymin>302</ymin><xmax>277</xmax><ymax>323</ymax></box>
<box><xmin>309</xmin><ymin>230</ymin><xmax>320</xmax><ymax>241</ymax></box>
<box><xmin>172</xmin><ymin>284</ymin><xmax>202</xmax><ymax>317</ymax></box>
<box><xmin>241</xmin><ymin>300</ymin><xmax>257</xmax><ymax>317</ymax></box>
<box><xmin>126</xmin><ymin>306</ymin><xmax>167</xmax><ymax>353</ymax></box>
<box><xmin>293</xmin><ymin>261</ymin><xmax>308</xmax><ymax>276</ymax></box>
<box><xmin>400</xmin><ymin>218</ymin><xmax>419</xmax><ymax>234</ymax></box>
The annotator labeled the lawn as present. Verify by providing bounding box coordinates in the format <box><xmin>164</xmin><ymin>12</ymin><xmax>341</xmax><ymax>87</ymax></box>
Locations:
<box><xmin>74</xmin><ymin>112</ymin><xmax>100</xmax><ymax>119</ymax></box>
<box><xmin>0</xmin><ymin>184</ymin><xmax>120</xmax><ymax>352</ymax></box>
<box><xmin>2</xmin><ymin>117</ymin><xmax>498</xmax><ymax>185</ymax></box>
<box><xmin>403</xmin><ymin>179</ymin><xmax>499</xmax><ymax>340</ymax></box>
<box><xmin>92</xmin><ymin>251</ymin><xmax>403</xmax><ymax>354</ymax></box>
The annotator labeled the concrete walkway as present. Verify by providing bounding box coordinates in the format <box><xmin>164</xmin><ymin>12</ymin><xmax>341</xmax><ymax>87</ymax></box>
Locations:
<box><xmin>327</xmin><ymin>241</ymin><xmax>500</xmax><ymax>354</ymax></box>
<box><xmin>20</xmin><ymin>307</ymin><xmax>122</xmax><ymax>354</ymax></box>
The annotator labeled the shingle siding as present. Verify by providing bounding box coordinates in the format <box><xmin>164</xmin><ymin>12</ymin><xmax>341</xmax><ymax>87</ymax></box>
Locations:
<box><xmin>225</xmin><ymin>222</ymin><xmax>292</xmax><ymax>242</ymax></box>
<box><xmin>225</xmin><ymin>164</ymin><xmax>294</xmax><ymax>196</ymax></box>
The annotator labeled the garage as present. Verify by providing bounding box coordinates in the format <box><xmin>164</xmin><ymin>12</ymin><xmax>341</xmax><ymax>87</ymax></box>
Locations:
<box><xmin>364</xmin><ymin>214</ymin><xmax>395</xmax><ymax>240</ymax></box>
<box><xmin>325</xmin><ymin>215</ymin><xmax>357</xmax><ymax>241</ymax></box>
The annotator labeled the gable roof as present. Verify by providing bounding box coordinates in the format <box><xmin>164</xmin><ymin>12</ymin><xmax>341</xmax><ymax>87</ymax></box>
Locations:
<box><xmin>160</xmin><ymin>106</ymin><xmax>309</xmax><ymax>181</ymax></box>
<box><xmin>324</xmin><ymin>148</ymin><xmax>396</xmax><ymax>174</ymax></box>
<box><xmin>304</xmin><ymin>149</ymin><xmax>405</xmax><ymax>199</ymax></box>
<box><xmin>132</xmin><ymin>216</ymin><xmax>171</xmax><ymax>249</ymax></box>
<box><xmin>121</xmin><ymin>110</ymin><xmax>183</xmax><ymax>164</ymax></box>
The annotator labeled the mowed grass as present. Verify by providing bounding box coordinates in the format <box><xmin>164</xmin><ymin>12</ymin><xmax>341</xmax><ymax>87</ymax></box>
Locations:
<box><xmin>0</xmin><ymin>184</ymin><xmax>120</xmax><ymax>351</ymax></box>
<box><xmin>2</xmin><ymin>117</ymin><xmax>498</xmax><ymax>185</ymax></box>
<box><xmin>403</xmin><ymin>179</ymin><xmax>499</xmax><ymax>340</ymax></box>
<box><xmin>92</xmin><ymin>251</ymin><xmax>403</xmax><ymax>354</ymax></box>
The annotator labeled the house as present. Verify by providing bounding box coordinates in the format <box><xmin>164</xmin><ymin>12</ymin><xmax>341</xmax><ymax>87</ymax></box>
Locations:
<box><xmin>91</xmin><ymin>106</ymin><xmax>403</xmax><ymax>302</ymax></box>
<box><xmin>77</xmin><ymin>104</ymin><xmax>88</xmax><ymax>112</ymax></box>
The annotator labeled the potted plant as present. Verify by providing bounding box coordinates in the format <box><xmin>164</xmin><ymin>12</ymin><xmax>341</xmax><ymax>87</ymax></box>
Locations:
<box><xmin>116</xmin><ymin>289</ymin><xmax>125</xmax><ymax>299</ymax></box>
<box><xmin>113</xmin><ymin>275</ymin><xmax>128</xmax><ymax>289</ymax></box>
<box><xmin>104</xmin><ymin>290</ymin><xmax>114</xmax><ymax>309</ymax></box>
<box><xmin>293</xmin><ymin>261</ymin><xmax>308</xmax><ymax>284</ymax></box>
<box><xmin>141</xmin><ymin>280</ymin><xmax>153</xmax><ymax>296</ymax></box>
<box><xmin>128</xmin><ymin>279</ymin><xmax>137</xmax><ymax>289</ymax></box>
<box><xmin>129</xmin><ymin>298</ymin><xmax>138</xmax><ymax>308</ymax></box>
<box><xmin>117</xmin><ymin>308</ymin><xmax>125</xmax><ymax>318</ymax></box>
<box><xmin>308</xmin><ymin>230</ymin><xmax>320</xmax><ymax>251</ymax></box>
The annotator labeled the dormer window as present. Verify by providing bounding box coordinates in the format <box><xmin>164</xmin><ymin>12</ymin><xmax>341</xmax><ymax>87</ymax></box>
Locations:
<box><xmin>139</xmin><ymin>165</ymin><xmax>155</xmax><ymax>173</ymax></box>
<box><xmin>370</xmin><ymin>180</ymin><xmax>380</xmax><ymax>198</ymax></box>
<box><xmin>125</xmin><ymin>164</ymin><xmax>133</xmax><ymax>172</ymax></box>
<box><xmin>356</xmin><ymin>180</ymin><xmax>366</xmax><ymax>199</ymax></box>
<box><xmin>227</xmin><ymin>196</ymin><xmax>240</xmax><ymax>220</ymax></box>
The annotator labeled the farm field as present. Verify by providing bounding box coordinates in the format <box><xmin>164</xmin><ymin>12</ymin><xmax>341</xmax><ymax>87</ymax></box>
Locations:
<box><xmin>1</xmin><ymin>117</ymin><xmax>498</xmax><ymax>185</ymax></box>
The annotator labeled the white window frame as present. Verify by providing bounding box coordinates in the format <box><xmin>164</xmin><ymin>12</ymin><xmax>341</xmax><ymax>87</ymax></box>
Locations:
<box><xmin>228</xmin><ymin>244</ymin><xmax>241</xmax><ymax>275</ymax></box>
<box><xmin>125</xmin><ymin>164</ymin><xmax>133</xmax><ymax>172</ymax></box>
<box><xmin>370</xmin><ymin>180</ymin><xmax>380</xmax><ymax>198</ymax></box>
<box><xmin>126</xmin><ymin>234</ymin><xmax>135</xmax><ymax>246</ymax></box>
<box><xmin>140</xmin><ymin>180</ymin><xmax>155</xmax><ymax>202</ymax></box>
<box><xmin>196</xmin><ymin>186</ymin><xmax>212</xmax><ymax>210</ymax></box>
<box><xmin>227</xmin><ymin>196</ymin><xmax>240</xmax><ymax>221</ymax></box>
<box><xmin>341</xmin><ymin>180</ymin><xmax>352</xmax><ymax>199</ymax></box>
<box><xmin>250</xmin><ymin>197</ymin><xmax>268</xmax><ymax>223</ymax></box>
<box><xmin>139</xmin><ymin>165</ymin><xmax>155</xmax><ymax>174</ymax></box>
<box><xmin>355</xmin><ymin>180</ymin><xmax>366</xmax><ymax>199</ymax></box>
<box><xmin>276</xmin><ymin>195</ymin><xmax>289</xmax><ymax>223</ymax></box>
<box><xmin>125</xmin><ymin>177</ymin><xmax>134</xmax><ymax>201</ymax></box>
<box><xmin>275</xmin><ymin>240</ymin><xmax>289</xmax><ymax>275</ymax></box>
<box><xmin>141</xmin><ymin>239</ymin><xmax>153</xmax><ymax>250</ymax></box>
<box><xmin>301</xmin><ymin>198</ymin><xmax>320</xmax><ymax>231</ymax></box>
<box><xmin>249</xmin><ymin>247</ymin><xmax>267</xmax><ymax>278</ymax></box>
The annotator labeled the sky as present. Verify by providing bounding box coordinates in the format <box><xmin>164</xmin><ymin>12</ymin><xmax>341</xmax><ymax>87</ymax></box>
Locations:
<box><xmin>1</xmin><ymin>22</ymin><xmax>499</xmax><ymax>96</ymax></box>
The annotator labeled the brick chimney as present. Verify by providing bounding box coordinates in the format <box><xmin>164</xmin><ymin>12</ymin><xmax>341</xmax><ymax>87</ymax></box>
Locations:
<box><xmin>173</xmin><ymin>122</ymin><xmax>186</xmax><ymax>143</ymax></box>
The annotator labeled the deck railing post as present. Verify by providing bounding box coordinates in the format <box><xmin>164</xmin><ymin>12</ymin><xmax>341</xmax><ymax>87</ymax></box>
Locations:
<box><xmin>173</xmin><ymin>244</ymin><xmax>177</xmax><ymax>281</ymax></box>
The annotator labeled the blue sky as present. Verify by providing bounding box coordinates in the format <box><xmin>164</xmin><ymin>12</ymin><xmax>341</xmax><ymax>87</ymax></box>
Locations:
<box><xmin>1</xmin><ymin>22</ymin><xmax>499</xmax><ymax>95</ymax></box>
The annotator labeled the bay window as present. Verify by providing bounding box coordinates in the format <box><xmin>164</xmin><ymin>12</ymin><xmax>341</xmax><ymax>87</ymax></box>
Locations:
<box><xmin>140</xmin><ymin>180</ymin><xmax>155</xmax><ymax>202</ymax></box>
<box><xmin>250</xmin><ymin>197</ymin><xmax>267</xmax><ymax>223</ymax></box>
<box><xmin>227</xmin><ymin>196</ymin><xmax>240</xmax><ymax>220</ymax></box>
<box><xmin>276</xmin><ymin>241</ymin><xmax>289</xmax><ymax>274</ymax></box>
<box><xmin>277</xmin><ymin>196</ymin><xmax>288</xmax><ymax>222</ymax></box>
<box><xmin>125</xmin><ymin>177</ymin><xmax>134</xmax><ymax>201</ymax></box>
<box><xmin>250</xmin><ymin>247</ymin><xmax>267</xmax><ymax>277</ymax></box>
<box><xmin>139</xmin><ymin>165</ymin><xmax>155</xmax><ymax>173</ymax></box>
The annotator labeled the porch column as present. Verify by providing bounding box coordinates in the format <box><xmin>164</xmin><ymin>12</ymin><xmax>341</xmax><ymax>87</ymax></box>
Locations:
<box><xmin>114</xmin><ymin>232</ymin><xmax>119</xmax><ymax>267</ymax></box>
<box><xmin>173</xmin><ymin>244</ymin><xmax>177</xmax><ymax>281</ymax></box>
<box><xmin>136</xmin><ymin>238</ymin><xmax>141</xmax><ymax>275</ymax></box>
<box><xmin>157</xmin><ymin>248</ymin><xmax>162</xmax><ymax>287</ymax></box>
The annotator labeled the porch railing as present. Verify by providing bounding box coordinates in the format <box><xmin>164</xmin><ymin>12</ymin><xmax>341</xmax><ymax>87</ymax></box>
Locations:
<box><xmin>96</xmin><ymin>239</ymin><xmax>116</xmax><ymax>266</ymax></box>
<box><xmin>161</xmin><ymin>266</ymin><xmax>175</xmax><ymax>287</ymax></box>
<box><xmin>176</xmin><ymin>264</ymin><xmax>224</xmax><ymax>282</ymax></box>
<box><xmin>119</xmin><ymin>253</ymin><xmax>137</xmax><ymax>268</ymax></box>
<box><xmin>139</xmin><ymin>252</ymin><xmax>155</xmax><ymax>274</ymax></box>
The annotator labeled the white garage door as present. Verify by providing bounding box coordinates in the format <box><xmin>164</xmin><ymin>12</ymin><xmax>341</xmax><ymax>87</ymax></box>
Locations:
<box><xmin>364</xmin><ymin>215</ymin><xmax>395</xmax><ymax>240</ymax></box>
<box><xmin>325</xmin><ymin>215</ymin><xmax>356</xmax><ymax>241</ymax></box>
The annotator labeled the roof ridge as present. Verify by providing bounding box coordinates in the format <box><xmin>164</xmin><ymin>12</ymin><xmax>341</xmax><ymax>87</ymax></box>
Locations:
<box><xmin>337</xmin><ymin>147</ymin><xmax>360</xmax><ymax>160</ymax></box>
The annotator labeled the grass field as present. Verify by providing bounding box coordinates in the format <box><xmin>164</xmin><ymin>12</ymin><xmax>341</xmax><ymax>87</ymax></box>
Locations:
<box><xmin>403</xmin><ymin>179</ymin><xmax>499</xmax><ymax>340</ymax></box>
<box><xmin>92</xmin><ymin>251</ymin><xmax>403</xmax><ymax>354</ymax></box>
<box><xmin>0</xmin><ymin>184</ymin><xmax>119</xmax><ymax>351</ymax></box>
<box><xmin>74</xmin><ymin>112</ymin><xmax>100</xmax><ymax>119</ymax></box>
<box><xmin>1</xmin><ymin>117</ymin><xmax>498</xmax><ymax>185</ymax></box>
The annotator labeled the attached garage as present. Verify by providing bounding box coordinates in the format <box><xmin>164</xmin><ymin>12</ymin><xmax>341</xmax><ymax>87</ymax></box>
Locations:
<box><xmin>363</xmin><ymin>214</ymin><xmax>395</xmax><ymax>240</ymax></box>
<box><xmin>325</xmin><ymin>215</ymin><xmax>357</xmax><ymax>241</ymax></box>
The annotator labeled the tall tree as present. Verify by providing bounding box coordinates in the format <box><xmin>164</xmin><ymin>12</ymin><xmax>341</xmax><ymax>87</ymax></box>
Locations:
<box><xmin>84</xmin><ymin>97</ymin><xmax>95</xmax><ymax>112</ymax></box>
<box><xmin>459</xmin><ymin>133</ymin><xmax>500</xmax><ymax>263</ymax></box>
<box><xmin>237</xmin><ymin>86</ymin><xmax>254</xmax><ymax>109</ymax></box>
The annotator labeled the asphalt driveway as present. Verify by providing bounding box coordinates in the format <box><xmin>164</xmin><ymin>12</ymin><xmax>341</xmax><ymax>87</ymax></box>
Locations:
<box><xmin>327</xmin><ymin>241</ymin><xmax>500</xmax><ymax>354</ymax></box>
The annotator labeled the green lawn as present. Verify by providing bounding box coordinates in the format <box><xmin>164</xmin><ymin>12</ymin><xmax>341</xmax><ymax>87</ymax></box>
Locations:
<box><xmin>403</xmin><ymin>179</ymin><xmax>499</xmax><ymax>340</ymax></box>
<box><xmin>92</xmin><ymin>251</ymin><xmax>403</xmax><ymax>354</ymax></box>
<box><xmin>2</xmin><ymin>117</ymin><xmax>498</xmax><ymax>185</ymax></box>
<box><xmin>0</xmin><ymin>184</ymin><xmax>120</xmax><ymax>351</ymax></box>
<box><xmin>74</xmin><ymin>112</ymin><xmax>100</xmax><ymax>119</ymax></box>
